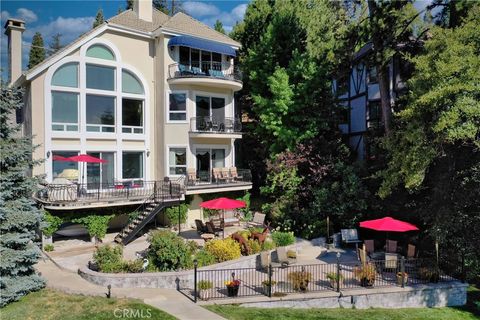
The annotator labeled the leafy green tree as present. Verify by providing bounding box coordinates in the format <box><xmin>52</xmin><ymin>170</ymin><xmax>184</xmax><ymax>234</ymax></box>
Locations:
<box><xmin>0</xmin><ymin>84</ymin><xmax>45</xmax><ymax>306</ymax></box>
<box><xmin>214</xmin><ymin>20</ymin><xmax>225</xmax><ymax>34</ymax></box>
<box><xmin>93</xmin><ymin>8</ymin><xmax>105</xmax><ymax>28</ymax></box>
<box><xmin>49</xmin><ymin>33</ymin><xmax>63</xmax><ymax>54</ymax></box>
<box><xmin>28</xmin><ymin>32</ymin><xmax>45</xmax><ymax>69</ymax></box>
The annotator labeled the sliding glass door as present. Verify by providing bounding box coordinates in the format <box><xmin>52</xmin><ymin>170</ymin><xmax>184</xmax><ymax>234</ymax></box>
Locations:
<box><xmin>195</xmin><ymin>96</ymin><xmax>226</xmax><ymax>131</ymax></box>
<box><xmin>86</xmin><ymin>152</ymin><xmax>114</xmax><ymax>189</ymax></box>
<box><xmin>195</xmin><ymin>148</ymin><xmax>226</xmax><ymax>182</ymax></box>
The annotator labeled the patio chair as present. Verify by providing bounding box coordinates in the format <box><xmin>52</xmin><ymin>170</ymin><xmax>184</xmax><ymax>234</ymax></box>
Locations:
<box><xmin>273</xmin><ymin>246</ymin><xmax>296</xmax><ymax>267</ymax></box>
<box><xmin>407</xmin><ymin>244</ymin><xmax>416</xmax><ymax>259</ymax></box>
<box><xmin>247</xmin><ymin>212</ymin><xmax>266</xmax><ymax>228</ymax></box>
<box><xmin>230</xmin><ymin>167</ymin><xmax>243</xmax><ymax>182</ymax></box>
<box><xmin>205</xmin><ymin>221</ymin><xmax>221</xmax><ymax>237</ymax></box>
<box><xmin>195</xmin><ymin>219</ymin><xmax>208</xmax><ymax>234</ymax></box>
<box><xmin>223</xmin><ymin>211</ymin><xmax>240</xmax><ymax>227</ymax></box>
<box><xmin>386</xmin><ymin>240</ymin><xmax>398</xmax><ymax>253</ymax></box>
<box><xmin>341</xmin><ymin>229</ymin><xmax>363</xmax><ymax>252</ymax></box>
<box><xmin>187</xmin><ymin>168</ymin><xmax>199</xmax><ymax>185</ymax></box>
<box><xmin>192</xmin><ymin>66</ymin><xmax>206</xmax><ymax>76</ymax></box>
<box><xmin>212</xmin><ymin>168</ymin><xmax>227</xmax><ymax>184</ymax></box>
<box><xmin>364</xmin><ymin>240</ymin><xmax>375</xmax><ymax>255</ymax></box>
<box><xmin>220</xmin><ymin>168</ymin><xmax>231</xmax><ymax>182</ymax></box>
<box><xmin>384</xmin><ymin>253</ymin><xmax>398</xmax><ymax>270</ymax></box>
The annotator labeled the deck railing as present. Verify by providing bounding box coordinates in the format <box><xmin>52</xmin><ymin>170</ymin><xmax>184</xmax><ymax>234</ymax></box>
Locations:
<box><xmin>186</xmin><ymin>257</ymin><xmax>460</xmax><ymax>302</ymax></box>
<box><xmin>168</xmin><ymin>62</ymin><xmax>242</xmax><ymax>82</ymax></box>
<box><xmin>186</xmin><ymin>168</ymin><xmax>252</xmax><ymax>186</ymax></box>
<box><xmin>190</xmin><ymin>116</ymin><xmax>242</xmax><ymax>134</ymax></box>
<box><xmin>35</xmin><ymin>178</ymin><xmax>185</xmax><ymax>205</ymax></box>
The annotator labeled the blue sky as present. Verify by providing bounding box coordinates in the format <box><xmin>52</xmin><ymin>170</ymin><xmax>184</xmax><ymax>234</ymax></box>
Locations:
<box><xmin>0</xmin><ymin>0</ymin><xmax>249</xmax><ymax>79</ymax></box>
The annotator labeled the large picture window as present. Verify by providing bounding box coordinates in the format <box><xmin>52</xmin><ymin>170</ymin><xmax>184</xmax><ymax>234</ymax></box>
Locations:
<box><xmin>195</xmin><ymin>95</ymin><xmax>225</xmax><ymax>130</ymax></box>
<box><xmin>52</xmin><ymin>92</ymin><xmax>79</xmax><ymax>131</ymax></box>
<box><xmin>169</xmin><ymin>147</ymin><xmax>187</xmax><ymax>175</ymax></box>
<box><xmin>122</xmin><ymin>99</ymin><xmax>143</xmax><ymax>133</ymax></box>
<box><xmin>86</xmin><ymin>95</ymin><xmax>115</xmax><ymax>132</ymax></box>
<box><xmin>86</xmin><ymin>64</ymin><xmax>115</xmax><ymax>91</ymax></box>
<box><xmin>52</xmin><ymin>151</ymin><xmax>79</xmax><ymax>180</ymax></box>
<box><xmin>122</xmin><ymin>152</ymin><xmax>144</xmax><ymax>179</ymax></box>
<box><xmin>169</xmin><ymin>93</ymin><xmax>187</xmax><ymax>121</ymax></box>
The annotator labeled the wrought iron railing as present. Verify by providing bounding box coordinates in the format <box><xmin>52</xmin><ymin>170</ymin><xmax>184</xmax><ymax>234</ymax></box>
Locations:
<box><xmin>186</xmin><ymin>168</ymin><xmax>252</xmax><ymax>186</ymax></box>
<box><xmin>190</xmin><ymin>116</ymin><xmax>242</xmax><ymax>133</ymax></box>
<box><xmin>168</xmin><ymin>62</ymin><xmax>242</xmax><ymax>82</ymax></box>
<box><xmin>35</xmin><ymin>178</ymin><xmax>185</xmax><ymax>205</ymax></box>
<box><xmin>186</xmin><ymin>257</ymin><xmax>460</xmax><ymax>302</ymax></box>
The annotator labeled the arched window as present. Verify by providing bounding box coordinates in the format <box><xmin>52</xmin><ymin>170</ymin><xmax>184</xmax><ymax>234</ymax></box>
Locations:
<box><xmin>51</xmin><ymin>63</ymin><xmax>78</xmax><ymax>88</ymax></box>
<box><xmin>122</xmin><ymin>70</ymin><xmax>144</xmax><ymax>94</ymax></box>
<box><xmin>86</xmin><ymin>44</ymin><xmax>115</xmax><ymax>61</ymax></box>
<box><xmin>51</xmin><ymin>63</ymin><xmax>79</xmax><ymax>132</ymax></box>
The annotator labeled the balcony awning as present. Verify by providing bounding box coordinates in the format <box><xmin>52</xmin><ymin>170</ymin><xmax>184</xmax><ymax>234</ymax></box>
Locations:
<box><xmin>168</xmin><ymin>36</ymin><xmax>237</xmax><ymax>57</ymax></box>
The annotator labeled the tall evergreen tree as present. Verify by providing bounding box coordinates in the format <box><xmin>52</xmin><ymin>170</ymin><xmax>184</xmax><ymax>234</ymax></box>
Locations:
<box><xmin>49</xmin><ymin>33</ymin><xmax>63</xmax><ymax>54</ymax></box>
<box><xmin>153</xmin><ymin>0</ymin><xmax>169</xmax><ymax>15</ymax></box>
<box><xmin>214</xmin><ymin>20</ymin><xmax>226</xmax><ymax>34</ymax></box>
<box><xmin>28</xmin><ymin>32</ymin><xmax>45</xmax><ymax>69</ymax></box>
<box><xmin>93</xmin><ymin>8</ymin><xmax>105</xmax><ymax>28</ymax></box>
<box><xmin>126</xmin><ymin>0</ymin><xmax>133</xmax><ymax>10</ymax></box>
<box><xmin>0</xmin><ymin>84</ymin><xmax>45</xmax><ymax>306</ymax></box>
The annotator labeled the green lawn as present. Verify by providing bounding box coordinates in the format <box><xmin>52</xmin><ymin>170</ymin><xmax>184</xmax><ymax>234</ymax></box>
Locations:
<box><xmin>206</xmin><ymin>285</ymin><xmax>480</xmax><ymax>320</ymax></box>
<box><xmin>1</xmin><ymin>289</ymin><xmax>177</xmax><ymax>320</ymax></box>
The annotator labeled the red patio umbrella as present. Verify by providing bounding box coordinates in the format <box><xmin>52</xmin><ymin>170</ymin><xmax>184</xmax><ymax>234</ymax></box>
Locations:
<box><xmin>52</xmin><ymin>155</ymin><xmax>69</xmax><ymax>161</ymax></box>
<box><xmin>200</xmin><ymin>197</ymin><xmax>246</xmax><ymax>238</ymax></box>
<box><xmin>65</xmin><ymin>154</ymin><xmax>108</xmax><ymax>185</ymax></box>
<box><xmin>360</xmin><ymin>217</ymin><xmax>418</xmax><ymax>232</ymax></box>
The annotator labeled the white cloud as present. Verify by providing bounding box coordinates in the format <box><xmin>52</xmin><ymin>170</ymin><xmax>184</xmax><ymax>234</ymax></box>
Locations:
<box><xmin>231</xmin><ymin>4</ymin><xmax>247</xmax><ymax>21</ymax></box>
<box><xmin>183</xmin><ymin>1</ymin><xmax>220</xmax><ymax>17</ymax></box>
<box><xmin>24</xmin><ymin>16</ymin><xmax>95</xmax><ymax>45</ymax></box>
<box><xmin>1</xmin><ymin>10</ymin><xmax>10</xmax><ymax>22</ymax></box>
<box><xmin>201</xmin><ymin>3</ymin><xmax>248</xmax><ymax>33</ymax></box>
<box><xmin>16</xmin><ymin>8</ymin><xmax>38</xmax><ymax>23</ymax></box>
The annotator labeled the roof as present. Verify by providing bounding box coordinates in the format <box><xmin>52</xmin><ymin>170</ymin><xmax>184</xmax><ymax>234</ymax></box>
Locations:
<box><xmin>108</xmin><ymin>8</ymin><xmax>169</xmax><ymax>32</ymax></box>
<box><xmin>24</xmin><ymin>9</ymin><xmax>240</xmax><ymax>80</ymax></box>
<box><xmin>162</xmin><ymin>12</ymin><xmax>240</xmax><ymax>47</ymax></box>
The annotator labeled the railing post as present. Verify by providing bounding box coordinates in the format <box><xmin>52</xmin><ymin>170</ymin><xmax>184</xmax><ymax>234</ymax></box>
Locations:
<box><xmin>169</xmin><ymin>181</ymin><xmax>172</xmax><ymax>197</ymax></box>
<box><xmin>97</xmin><ymin>182</ymin><xmax>100</xmax><ymax>201</ymax></box>
<box><xmin>193</xmin><ymin>259</ymin><xmax>198</xmax><ymax>303</ymax></box>
<box><xmin>153</xmin><ymin>181</ymin><xmax>157</xmax><ymax>200</ymax></box>
<box><xmin>401</xmin><ymin>256</ymin><xmax>405</xmax><ymax>288</ymax></box>
<box><xmin>268</xmin><ymin>264</ymin><xmax>273</xmax><ymax>298</ymax></box>
<box><xmin>336</xmin><ymin>253</ymin><xmax>341</xmax><ymax>292</ymax></box>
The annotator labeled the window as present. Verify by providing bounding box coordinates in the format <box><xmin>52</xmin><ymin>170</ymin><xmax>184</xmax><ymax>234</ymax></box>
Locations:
<box><xmin>86</xmin><ymin>64</ymin><xmax>115</xmax><ymax>91</ymax></box>
<box><xmin>122</xmin><ymin>152</ymin><xmax>144</xmax><ymax>179</ymax></box>
<box><xmin>178</xmin><ymin>46</ymin><xmax>223</xmax><ymax>71</ymax></box>
<box><xmin>52</xmin><ymin>151</ymin><xmax>79</xmax><ymax>180</ymax></box>
<box><xmin>52</xmin><ymin>92</ymin><xmax>79</xmax><ymax>131</ymax></box>
<box><xmin>52</xmin><ymin>63</ymin><xmax>78</xmax><ymax>88</ymax></box>
<box><xmin>336</xmin><ymin>74</ymin><xmax>348</xmax><ymax>97</ymax></box>
<box><xmin>368</xmin><ymin>65</ymin><xmax>378</xmax><ymax>83</ymax></box>
<box><xmin>122</xmin><ymin>99</ymin><xmax>143</xmax><ymax>133</ymax></box>
<box><xmin>86</xmin><ymin>95</ymin><xmax>115</xmax><ymax>132</ymax></box>
<box><xmin>122</xmin><ymin>70</ymin><xmax>144</xmax><ymax>94</ymax></box>
<box><xmin>367</xmin><ymin>101</ymin><xmax>382</xmax><ymax>128</ymax></box>
<box><xmin>86</xmin><ymin>45</ymin><xmax>115</xmax><ymax>61</ymax></box>
<box><xmin>169</xmin><ymin>93</ymin><xmax>187</xmax><ymax>121</ymax></box>
<box><xmin>86</xmin><ymin>152</ymin><xmax>114</xmax><ymax>188</ymax></box>
<box><xmin>169</xmin><ymin>148</ymin><xmax>187</xmax><ymax>175</ymax></box>
<box><xmin>195</xmin><ymin>95</ymin><xmax>225</xmax><ymax>130</ymax></box>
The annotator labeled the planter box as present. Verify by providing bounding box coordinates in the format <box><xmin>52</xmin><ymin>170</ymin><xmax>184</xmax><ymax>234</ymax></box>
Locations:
<box><xmin>227</xmin><ymin>285</ymin><xmax>239</xmax><ymax>297</ymax></box>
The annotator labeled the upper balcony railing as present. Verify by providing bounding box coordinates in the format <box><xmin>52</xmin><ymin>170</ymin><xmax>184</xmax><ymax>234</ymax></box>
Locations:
<box><xmin>190</xmin><ymin>116</ymin><xmax>242</xmax><ymax>134</ymax></box>
<box><xmin>168</xmin><ymin>62</ymin><xmax>242</xmax><ymax>82</ymax></box>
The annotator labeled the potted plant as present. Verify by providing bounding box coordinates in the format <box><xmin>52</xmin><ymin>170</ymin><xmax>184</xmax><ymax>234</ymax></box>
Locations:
<box><xmin>287</xmin><ymin>271</ymin><xmax>312</xmax><ymax>292</ymax></box>
<box><xmin>396</xmin><ymin>272</ymin><xmax>408</xmax><ymax>286</ymax></box>
<box><xmin>225</xmin><ymin>278</ymin><xmax>241</xmax><ymax>297</ymax></box>
<box><xmin>354</xmin><ymin>263</ymin><xmax>376</xmax><ymax>287</ymax></box>
<box><xmin>197</xmin><ymin>280</ymin><xmax>213</xmax><ymax>300</ymax></box>
<box><xmin>261</xmin><ymin>279</ymin><xmax>277</xmax><ymax>295</ymax></box>
<box><xmin>326</xmin><ymin>272</ymin><xmax>343</xmax><ymax>288</ymax></box>
<box><xmin>418</xmin><ymin>267</ymin><xmax>440</xmax><ymax>283</ymax></box>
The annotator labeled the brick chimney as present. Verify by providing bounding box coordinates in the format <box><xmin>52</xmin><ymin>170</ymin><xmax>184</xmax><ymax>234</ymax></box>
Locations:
<box><xmin>133</xmin><ymin>0</ymin><xmax>152</xmax><ymax>22</ymax></box>
<box><xmin>4</xmin><ymin>18</ymin><xmax>26</xmax><ymax>85</ymax></box>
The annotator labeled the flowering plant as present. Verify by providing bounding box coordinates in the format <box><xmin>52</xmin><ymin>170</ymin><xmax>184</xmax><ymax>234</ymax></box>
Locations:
<box><xmin>224</xmin><ymin>279</ymin><xmax>241</xmax><ymax>287</ymax></box>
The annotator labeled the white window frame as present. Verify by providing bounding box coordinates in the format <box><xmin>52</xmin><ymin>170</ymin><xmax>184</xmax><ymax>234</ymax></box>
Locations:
<box><xmin>121</xmin><ymin>151</ymin><xmax>145</xmax><ymax>181</ymax></box>
<box><xmin>166</xmin><ymin>90</ymin><xmax>188</xmax><ymax>123</ymax></box>
<box><xmin>166</xmin><ymin>145</ymin><xmax>188</xmax><ymax>177</ymax></box>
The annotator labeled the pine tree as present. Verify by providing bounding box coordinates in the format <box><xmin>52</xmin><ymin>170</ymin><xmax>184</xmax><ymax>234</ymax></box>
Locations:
<box><xmin>28</xmin><ymin>32</ymin><xmax>45</xmax><ymax>69</ymax></box>
<box><xmin>0</xmin><ymin>84</ymin><xmax>45</xmax><ymax>306</ymax></box>
<box><xmin>93</xmin><ymin>8</ymin><xmax>105</xmax><ymax>28</ymax></box>
<box><xmin>214</xmin><ymin>20</ymin><xmax>225</xmax><ymax>34</ymax></box>
<box><xmin>153</xmin><ymin>0</ymin><xmax>169</xmax><ymax>15</ymax></box>
<box><xmin>126</xmin><ymin>0</ymin><xmax>133</xmax><ymax>10</ymax></box>
<box><xmin>49</xmin><ymin>33</ymin><xmax>63</xmax><ymax>55</ymax></box>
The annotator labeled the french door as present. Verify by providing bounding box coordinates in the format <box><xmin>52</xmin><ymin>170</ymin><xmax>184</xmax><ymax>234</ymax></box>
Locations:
<box><xmin>196</xmin><ymin>148</ymin><xmax>225</xmax><ymax>182</ymax></box>
<box><xmin>86</xmin><ymin>152</ymin><xmax>115</xmax><ymax>189</ymax></box>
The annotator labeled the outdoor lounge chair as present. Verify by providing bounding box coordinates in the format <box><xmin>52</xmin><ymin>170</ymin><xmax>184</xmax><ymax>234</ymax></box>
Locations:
<box><xmin>187</xmin><ymin>168</ymin><xmax>199</xmax><ymax>185</ymax></box>
<box><xmin>230</xmin><ymin>167</ymin><xmax>243</xmax><ymax>181</ymax></box>
<box><xmin>195</xmin><ymin>219</ymin><xmax>208</xmax><ymax>234</ymax></box>
<box><xmin>205</xmin><ymin>221</ymin><xmax>222</xmax><ymax>237</ymax></box>
<box><xmin>247</xmin><ymin>213</ymin><xmax>266</xmax><ymax>228</ymax></box>
<box><xmin>223</xmin><ymin>211</ymin><xmax>240</xmax><ymax>227</ymax></box>
<box><xmin>384</xmin><ymin>253</ymin><xmax>398</xmax><ymax>270</ymax></box>
<box><xmin>212</xmin><ymin>168</ymin><xmax>227</xmax><ymax>183</ymax></box>
<box><xmin>273</xmin><ymin>246</ymin><xmax>296</xmax><ymax>267</ymax></box>
<box><xmin>386</xmin><ymin>240</ymin><xmax>398</xmax><ymax>253</ymax></box>
<box><xmin>341</xmin><ymin>229</ymin><xmax>363</xmax><ymax>252</ymax></box>
<box><xmin>407</xmin><ymin>244</ymin><xmax>416</xmax><ymax>259</ymax></box>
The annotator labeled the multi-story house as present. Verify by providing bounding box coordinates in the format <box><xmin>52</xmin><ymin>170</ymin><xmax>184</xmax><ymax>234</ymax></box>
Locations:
<box><xmin>333</xmin><ymin>43</ymin><xmax>413</xmax><ymax>160</ymax></box>
<box><xmin>4</xmin><ymin>0</ymin><xmax>251</xmax><ymax>244</ymax></box>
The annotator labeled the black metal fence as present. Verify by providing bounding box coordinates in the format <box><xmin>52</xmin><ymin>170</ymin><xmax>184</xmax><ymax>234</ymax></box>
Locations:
<box><xmin>188</xmin><ymin>257</ymin><xmax>460</xmax><ymax>302</ymax></box>
<box><xmin>190</xmin><ymin>116</ymin><xmax>242</xmax><ymax>133</ymax></box>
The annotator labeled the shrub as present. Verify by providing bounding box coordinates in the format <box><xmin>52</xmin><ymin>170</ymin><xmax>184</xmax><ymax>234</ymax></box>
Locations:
<box><xmin>247</xmin><ymin>239</ymin><xmax>262</xmax><ymax>254</ymax></box>
<box><xmin>248</xmin><ymin>227</ymin><xmax>264</xmax><ymax>234</ymax></box>
<box><xmin>287</xmin><ymin>271</ymin><xmax>312</xmax><ymax>291</ymax></box>
<box><xmin>93</xmin><ymin>244</ymin><xmax>124</xmax><ymax>273</ymax></box>
<box><xmin>261</xmin><ymin>240</ymin><xmax>276</xmax><ymax>251</ymax></box>
<box><xmin>165</xmin><ymin>204</ymin><xmax>188</xmax><ymax>226</ymax></box>
<box><xmin>198</xmin><ymin>280</ymin><xmax>213</xmax><ymax>290</ymax></box>
<box><xmin>72</xmin><ymin>214</ymin><xmax>114</xmax><ymax>240</ymax></box>
<box><xmin>44</xmin><ymin>244</ymin><xmax>54</xmax><ymax>252</ymax></box>
<box><xmin>147</xmin><ymin>230</ymin><xmax>193</xmax><ymax>271</ymax></box>
<box><xmin>123</xmin><ymin>260</ymin><xmax>144</xmax><ymax>273</ymax></box>
<box><xmin>205</xmin><ymin>238</ymin><xmax>242</xmax><ymax>262</ymax></box>
<box><xmin>271</xmin><ymin>231</ymin><xmax>295</xmax><ymax>247</ymax></box>
<box><xmin>236</xmin><ymin>230</ymin><xmax>251</xmax><ymax>241</ymax></box>
<box><xmin>42</xmin><ymin>211</ymin><xmax>63</xmax><ymax>237</ymax></box>
<box><xmin>195</xmin><ymin>249</ymin><xmax>216</xmax><ymax>267</ymax></box>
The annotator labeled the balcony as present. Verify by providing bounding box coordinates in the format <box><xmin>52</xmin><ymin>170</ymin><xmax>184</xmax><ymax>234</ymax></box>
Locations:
<box><xmin>185</xmin><ymin>168</ymin><xmax>252</xmax><ymax>195</ymax></box>
<box><xmin>33</xmin><ymin>179</ymin><xmax>185</xmax><ymax>210</ymax></box>
<box><xmin>167</xmin><ymin>62</ymin><xmax>243</xmax><ymax>91</ymax></box>
<box><xmin>189</xmin><ymin>116</ymin><xmax>242</xmax><ymax>139</ymax></box>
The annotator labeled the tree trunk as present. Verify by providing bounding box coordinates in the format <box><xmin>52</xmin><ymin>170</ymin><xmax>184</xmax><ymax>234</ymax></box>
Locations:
<box><xmin>377</xmin><ymin>63</ymin><xmax>392</xmax><ymax>134</ymax></box>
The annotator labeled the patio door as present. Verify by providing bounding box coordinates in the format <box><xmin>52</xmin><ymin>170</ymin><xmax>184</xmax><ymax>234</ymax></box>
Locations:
<box><xmin>86</xmin><ymin>152</ymin><xmax>114</xmax><ymax>189</ymax></box>
<box><xmin>195</xmin><ymin>96</ymin><xmax>226</xmax><ymax>130</ymax></box>
<box><xmin>195</xmin><ymin>148</ymin><xmax>225</xmax><ymax>182</ymax></box>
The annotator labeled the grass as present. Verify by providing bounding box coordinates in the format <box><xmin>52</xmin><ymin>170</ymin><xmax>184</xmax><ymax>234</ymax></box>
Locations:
<box><xmin>2</xmin><ymin>289</ymin><xmax>177</xmax><ymax>320</ymax></box>
<box><xmin>205</xmin><ymin>285</ymin><xmax>480</xmax><ymax>320</ymax></box>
